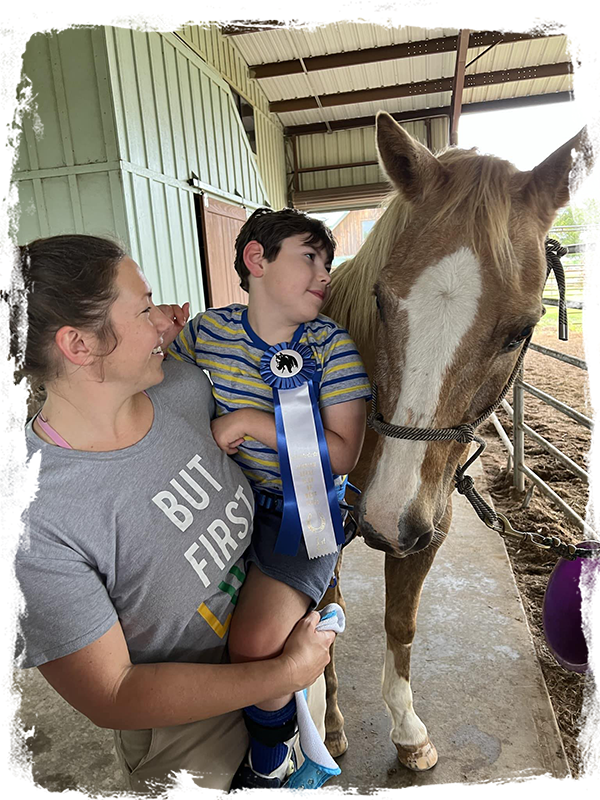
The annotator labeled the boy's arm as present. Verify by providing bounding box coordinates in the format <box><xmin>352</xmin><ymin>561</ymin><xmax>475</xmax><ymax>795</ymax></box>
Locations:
<box><xmin>318</xmin><ymin>325</ymin><xmax>371</xmax><ymax>473</ymax></box>
<box><xmin>320</xmin><ymin>398</ymin><xmax>366</xmax><ymax>475</ymax></box>
<box><xmin>211</xmin><ymin>410</ymin><xmax>277</xmax><ymax>454</ymax></box>
<box><xmin>211</xmin><ymin>401</ymin><xmax>366</xmax><ymax>475</ymax></box>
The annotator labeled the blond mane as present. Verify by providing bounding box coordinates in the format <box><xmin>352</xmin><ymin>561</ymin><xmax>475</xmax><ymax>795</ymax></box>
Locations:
<box><xmin>324</xmin><ymin>193</ymin><xmax>410</xmax><ymax>354</ymax></box>
<box><xmin>324</xmin><ymin>146</ymin><xmax>521</xmax><ymax>353</ymax></box>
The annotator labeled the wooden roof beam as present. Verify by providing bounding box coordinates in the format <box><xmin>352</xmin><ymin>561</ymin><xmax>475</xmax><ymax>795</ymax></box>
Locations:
<box><xmin>283</xmin><ymin>91</ymin><xmax>574</xmax><ymax>136</ymax></box>
<box><xmin>221</xmin><ymin>0</ymin><xmax>452</xmax><ymax>36</ymax></box>
<box><xmin>249</xmin><ymin>31</ymin><xmax>561</xmax><ymax>79</ymax></box>
<box><xmin>449</xmin><ymin>29</ymin><xmax>470</xmax><ymax>145</ymax></box>
<box><xmin>269</xmin><ymin>61</ymin><xmax>573</xmax><ymax>113</ymax></box>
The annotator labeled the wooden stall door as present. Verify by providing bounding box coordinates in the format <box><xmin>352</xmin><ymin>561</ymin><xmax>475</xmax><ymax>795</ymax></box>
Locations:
<box><xmin>200</xmin><ymin>195</ymin><xmax>249</xmax><ymax>308</ymax></box>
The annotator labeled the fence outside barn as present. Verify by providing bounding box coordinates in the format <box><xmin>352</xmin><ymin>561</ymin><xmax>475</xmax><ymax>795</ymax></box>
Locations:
<box><xmin>489</xmin><ymin>225</ymin><xmax>595</xmax><ymax>536</ymax></box>
<box><xmin>545</xmin><ymin>223</ymin><xmax>600</xmax><ymax>329</ymax></box>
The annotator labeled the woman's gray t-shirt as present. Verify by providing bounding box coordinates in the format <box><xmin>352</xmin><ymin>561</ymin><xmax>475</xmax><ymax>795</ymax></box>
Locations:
<box><xmin>16</xmin><ymin>359</ymin><xmax>254</xmax><ymax>669</ymax></box>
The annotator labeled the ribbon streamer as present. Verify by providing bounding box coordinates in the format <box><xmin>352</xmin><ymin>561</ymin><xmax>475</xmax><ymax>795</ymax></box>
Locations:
<box><xmin>260</xmin><ymin>342</ymin><xmax>345</xmax><ymax>559</ymax></box>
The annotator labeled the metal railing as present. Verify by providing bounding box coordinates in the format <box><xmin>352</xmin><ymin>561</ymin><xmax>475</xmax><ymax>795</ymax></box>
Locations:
<box><xmin>490</xmin><ymin>344</ymin><xmax>594</xmax><ymax>536</ymax></box>
<box><xmin>544</xmin><ymin>256</ymin><xmax>600</xmax><ymax>327</ymax></box>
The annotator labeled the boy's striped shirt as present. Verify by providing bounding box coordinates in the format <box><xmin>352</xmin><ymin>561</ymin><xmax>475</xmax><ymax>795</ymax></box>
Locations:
<box><xmin>168</xmin><ymin>304</ymin><xmax>370</xmax><ymax>494</ymax></box>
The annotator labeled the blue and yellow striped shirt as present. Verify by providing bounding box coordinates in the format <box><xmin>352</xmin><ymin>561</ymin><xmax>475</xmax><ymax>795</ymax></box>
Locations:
<box><xmin>168</xmin><ymin>304</ymin><xmax>371</xmax><ymax>494</ymax></box>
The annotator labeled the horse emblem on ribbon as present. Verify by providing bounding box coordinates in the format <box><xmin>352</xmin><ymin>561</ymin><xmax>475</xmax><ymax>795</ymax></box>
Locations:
<box><xmin>269</xmin><ymin>348</ymin><xmax>304</xmax><ymax>378</ymax></box>
<box><xmin>275</xmin><ymin>352</ymin><xmax>300</xmax><ymax>374</ymax></box>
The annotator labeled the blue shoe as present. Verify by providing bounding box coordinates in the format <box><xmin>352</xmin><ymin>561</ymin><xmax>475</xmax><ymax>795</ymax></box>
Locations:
<box><xmin>228</xmin><ymin>749</ymin><xmax>296</xmax><ymax>800</ymax></box>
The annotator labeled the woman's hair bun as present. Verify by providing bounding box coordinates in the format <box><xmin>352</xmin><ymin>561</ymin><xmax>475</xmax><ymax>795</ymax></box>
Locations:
<box><xmin>0</xmin><ymin>244</ymin><xmax>25</xmax><ymax>299</ymax></box>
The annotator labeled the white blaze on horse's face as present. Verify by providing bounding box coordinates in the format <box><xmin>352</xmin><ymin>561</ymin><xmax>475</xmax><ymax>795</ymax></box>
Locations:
<box><xmin>363</xmin><ymin>247</ymin><xmax>482</xmax><ymax>553</ymax></box>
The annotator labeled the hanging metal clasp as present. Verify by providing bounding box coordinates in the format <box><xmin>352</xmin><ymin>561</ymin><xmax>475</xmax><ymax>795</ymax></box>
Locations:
<box><xmin>484</xmin><ymin>512</ymin><xmax>530</xmax><ymax>542</ymax></box>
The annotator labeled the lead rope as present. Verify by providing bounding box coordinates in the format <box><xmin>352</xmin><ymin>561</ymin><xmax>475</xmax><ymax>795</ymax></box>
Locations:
<box><xmin>545</xmin><ymin>237</ymin><xmax>569</xmax><ymax>341</ymax></box>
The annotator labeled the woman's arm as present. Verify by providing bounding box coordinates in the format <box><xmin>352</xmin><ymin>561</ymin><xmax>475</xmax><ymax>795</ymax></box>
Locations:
<box><xmin>38</xmin><ymin>612</ymin><xmax>334</xmax><ymax>731</ymax></box>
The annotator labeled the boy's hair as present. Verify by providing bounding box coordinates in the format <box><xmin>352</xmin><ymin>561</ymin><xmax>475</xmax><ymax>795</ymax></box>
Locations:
<box><xmin>234</xmin><ymin>207</ymin><xmax>336</xmax><ymax>292</ymax></box>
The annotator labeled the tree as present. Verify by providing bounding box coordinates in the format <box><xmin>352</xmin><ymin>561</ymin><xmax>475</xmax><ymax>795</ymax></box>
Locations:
<box><xmin>552</xmin><ymin>199</ymin><xmax>600</xmax><ymax>246</ymax></box>
<box><xmin>550</xmin><ymin>197</ymin><xmax>600</xmax><ymax>301</ymax></box>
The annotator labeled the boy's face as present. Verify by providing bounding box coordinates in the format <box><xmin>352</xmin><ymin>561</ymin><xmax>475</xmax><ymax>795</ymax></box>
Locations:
<box><xmin>257</xmin><ymin>234</ymin><xmax>332</xmax><ymax>324</ymax></box>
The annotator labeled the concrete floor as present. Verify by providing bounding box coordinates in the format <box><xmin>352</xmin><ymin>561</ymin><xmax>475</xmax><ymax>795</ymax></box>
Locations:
<box><xmin>13</xmin><ymin>457</ymin><xmax>569</xmax><ymax>794</ymax></box>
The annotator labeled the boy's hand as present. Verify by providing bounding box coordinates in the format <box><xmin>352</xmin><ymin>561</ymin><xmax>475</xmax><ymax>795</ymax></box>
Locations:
<box><xmin>157</xmin><ymin>302</ymin><xmax>190</xmax><ymax>350</ymax></box>
<box><xmin>211</xmin><ymin>411</ymin><xmax>248</xmax><ymax>454</ymax></box>
<box><xmin>212</xmin><ymin>410</ymin><xmax>277</xmax><ymax>454</ymax></box>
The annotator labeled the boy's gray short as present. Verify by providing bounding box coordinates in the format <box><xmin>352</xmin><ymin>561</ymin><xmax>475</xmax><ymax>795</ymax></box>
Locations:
<box><xmin>245</xmin><ymin>505</ymin><xmax>340</xmax><ymax>608</ymax></box>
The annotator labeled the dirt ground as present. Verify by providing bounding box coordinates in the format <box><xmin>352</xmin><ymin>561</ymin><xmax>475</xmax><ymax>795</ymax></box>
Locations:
<box><xmin>478</xmin><ymin>320</ymin><xmax>595</xmax><ymax>776</ymax></box>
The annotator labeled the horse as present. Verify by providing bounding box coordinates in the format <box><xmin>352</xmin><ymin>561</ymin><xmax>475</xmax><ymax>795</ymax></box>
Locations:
<box><xmin>321</xmin><ymin>111</ymin><xmax>590</xmax><ymax>771</ymax></box>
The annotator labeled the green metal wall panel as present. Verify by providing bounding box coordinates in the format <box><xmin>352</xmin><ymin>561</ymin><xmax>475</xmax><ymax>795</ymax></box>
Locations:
<box><xmin>16</xmin><ymin>28</ymin><xmax>118</xmax><ymax>173</ymax></box>
<box><xmin>176</xmin><ymin>24</ymin><xmax>287</xmax><ymax>209</ymax></box>
<box><xmin>15</xmin><ymin>169</ymin><xmax>129</xmax><ymax>245</ymax></box>
<box><xmin>106</xmin><ymin>28</ymin><xmax>270</xmax><ymax>207</ymax></box>
<box><xmin>255</xmin><ymin>109</ymin><xmax>287</xmax><ymax>209</ymax></box>
<box><xmin>15</xmin><ymin>27</ymin><xmax>126</xmax><ymax>250</ymax></box>
<box><xmin>121</xmin><ymin>168</ymin><xmax>203</xmax><ymax>309</ymax></box>
<box><xmin>295</xmin><ymin>118</ymin><xmax>449</xmax><ymax>195</ymax></box>
<box><xmin>178</xmin><ymin>25</ymin><xmax>271</xmax><ymax>117</ymax></box>
<box><xmin>15</xmin><ymin>25</ymin><xmax>289</xmax><ymax>314</ymax></box>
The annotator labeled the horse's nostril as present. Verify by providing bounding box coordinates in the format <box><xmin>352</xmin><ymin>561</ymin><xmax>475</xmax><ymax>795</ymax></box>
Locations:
<box><xmin>397</xmin><ymin>525</ymin><xmax>435</xmax><ymax>555</ymax></box>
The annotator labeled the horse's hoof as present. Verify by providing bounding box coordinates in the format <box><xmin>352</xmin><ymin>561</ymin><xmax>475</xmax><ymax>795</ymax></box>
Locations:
<box><xmin>394</xmin><ymin>738</ymin><xmax>438</xmax><ymax>771</ymax></box>
<box><xmin>325</xmin><ymin>730</ymin><xmax>349</xmax><ymax>758</ymax></box>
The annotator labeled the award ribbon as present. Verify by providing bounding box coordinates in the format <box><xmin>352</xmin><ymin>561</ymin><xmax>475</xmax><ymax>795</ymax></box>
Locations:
<box><xmin>260</xmin><ymin>341</ymin><xmax>345</xmax><ymax>559</ymax></box>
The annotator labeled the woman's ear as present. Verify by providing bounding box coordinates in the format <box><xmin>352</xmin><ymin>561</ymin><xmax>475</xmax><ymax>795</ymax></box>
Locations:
<box><xmin>54</xmin><ymin>326</ymin><xmax>96</xmax><ymax>367</ymax></box>
<box><xmin>243</xmin><ymin>241</ymin><xmax>266</xmax><ymax>278</ymax></box>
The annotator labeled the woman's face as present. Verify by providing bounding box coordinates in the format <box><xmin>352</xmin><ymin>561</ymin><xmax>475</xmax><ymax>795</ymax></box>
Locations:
<box><xmin>94</xmin><ymin>257</ymin><xmax>172</xmax><ymax>392</ymax></box>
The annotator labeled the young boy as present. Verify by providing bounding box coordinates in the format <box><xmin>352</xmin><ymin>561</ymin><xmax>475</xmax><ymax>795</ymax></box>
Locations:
<box><xmin>164</xmin><ymin>208</ymin><xmax>370</xmax><ymax>788</ymax></box>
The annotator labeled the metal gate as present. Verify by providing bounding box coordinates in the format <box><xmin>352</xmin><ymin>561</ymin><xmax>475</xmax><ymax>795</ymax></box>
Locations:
<box><xmin>489</xmin><ymin>340</ymin><xmax>594</xmax><ymax>536</ymax></box>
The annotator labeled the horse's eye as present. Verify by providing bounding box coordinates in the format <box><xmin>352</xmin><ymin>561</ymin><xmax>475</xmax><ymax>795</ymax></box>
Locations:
<box><xmin>505</xmin><ymin>326</ymin><xmax>533</xmax><ymax>351</ymax></box>
<box><xmin>374</xmin><ymin>293</ymin><xmax>384</xmax><ymax>319</ymax></box>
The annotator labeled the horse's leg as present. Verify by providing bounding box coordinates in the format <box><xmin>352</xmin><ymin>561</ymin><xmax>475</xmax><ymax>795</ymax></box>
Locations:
<box><xmin>319</xmin><ymin>552</ymin><xmax>348</xmax><ymax>757</ymax></box>
<box><xmin>382</xmin><ymin>508</ymin><xmax>450</xmax><ymax>771</ymax></box>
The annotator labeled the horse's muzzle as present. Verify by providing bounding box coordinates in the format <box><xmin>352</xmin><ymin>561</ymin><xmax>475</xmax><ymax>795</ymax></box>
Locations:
<box><xmin>359</xmin><ymin>517</ymin><xmax>434</xmax><ymax>558</ymax></box>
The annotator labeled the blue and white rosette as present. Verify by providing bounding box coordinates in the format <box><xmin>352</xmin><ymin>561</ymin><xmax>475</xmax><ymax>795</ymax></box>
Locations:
<box><xmin>260</xmin><ymin>342</ymin><xmax>345</xmax><ymax>559</ymax></box>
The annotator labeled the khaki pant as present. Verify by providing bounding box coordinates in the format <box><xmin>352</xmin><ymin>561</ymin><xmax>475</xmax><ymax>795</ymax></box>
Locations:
<box><xmin>113</xmin><ymin>674</ymin><xmax>327</xmax><ymax>793</ymax></box>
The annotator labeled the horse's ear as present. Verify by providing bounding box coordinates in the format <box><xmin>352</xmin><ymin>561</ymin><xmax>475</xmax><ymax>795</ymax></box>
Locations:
<box><xmin>376</xmin><ymin>111</ymin><xmax>446</xmax><ymax>200</ymax></box>
<box><xmin>518</xmin><ymin>128</ymin><xmax>593</xmax><ymax>226</ymax></box>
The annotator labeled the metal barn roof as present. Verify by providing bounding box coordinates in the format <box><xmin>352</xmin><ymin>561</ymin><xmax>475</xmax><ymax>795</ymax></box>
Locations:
<box><xmin>224</xmin><ymin>22</ymin><xmax>573</xmax><ymax>136</ymax></box>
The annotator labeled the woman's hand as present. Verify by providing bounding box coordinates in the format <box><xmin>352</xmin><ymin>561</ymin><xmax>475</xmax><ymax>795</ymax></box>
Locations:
<box><xmin>157</xmin><ymin>302</ymin><xmax>190</xmax><ymax>350</ymax></box>
<box><xmin>279</xmin><ymin>611</ymin><xmax>335</xmax><ymax>692</ymax></box>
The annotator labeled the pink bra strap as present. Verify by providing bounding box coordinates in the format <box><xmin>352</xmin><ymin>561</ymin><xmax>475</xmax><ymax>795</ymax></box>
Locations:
<box><xmin>37</xmin><ymin>413</ymin><xmax>73</xmax><ymax>449</ymax></box>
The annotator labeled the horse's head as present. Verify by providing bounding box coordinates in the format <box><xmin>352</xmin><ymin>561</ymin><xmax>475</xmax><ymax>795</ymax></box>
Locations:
<box><xmin>336</xmin><ymin>112</ymin><xmax>591</xmax><ymax>558</ymax></box>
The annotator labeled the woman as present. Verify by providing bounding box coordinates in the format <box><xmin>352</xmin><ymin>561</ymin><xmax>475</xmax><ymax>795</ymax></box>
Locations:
<box><xmin>14</xmin><ymin>235</ymin><xmax>336</xmax><ymax>793</ymax></box>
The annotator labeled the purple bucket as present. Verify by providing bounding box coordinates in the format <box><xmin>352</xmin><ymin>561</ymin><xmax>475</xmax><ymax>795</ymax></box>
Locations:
<box><xmin>542</xmin><ymin>540</ymin><xmax>600</xmax><ymax>673</ymax></box>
